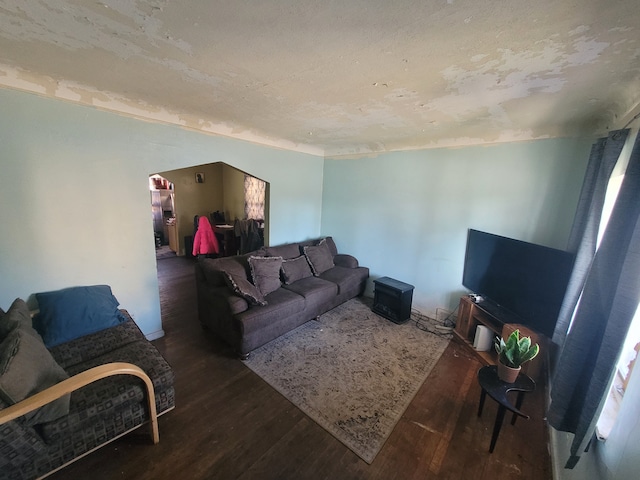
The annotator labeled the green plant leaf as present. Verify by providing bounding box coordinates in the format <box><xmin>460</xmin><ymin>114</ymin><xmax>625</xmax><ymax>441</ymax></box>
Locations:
<box><xmin>520</xmin><ymin>343</ymin><xmax>540</xmax><ymax>364</ymax></box>
<box><xmin>505</xmin><ymin>349</ymin><xmax>516</xmax><ymax>367</ymax></box>
<box><xmin>518</xmin><ymin>336</ymin><xmax>531</xmax><ymax>353</ymax></box>
<box><xmin>505</xmin><ymin>330</ymin><xmax>518</xmax><ymax>350</ymax></box>
<box><xmin>496</xmin><ymin>329</ymin><xmax>539</xmax><ymax>368</ymax></box>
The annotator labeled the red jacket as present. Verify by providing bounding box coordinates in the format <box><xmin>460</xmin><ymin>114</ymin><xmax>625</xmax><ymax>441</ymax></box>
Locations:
<box><xmin>192</xmin><ymin>216</ymin><xmax>220</xmax><ymax>256</ymax></box>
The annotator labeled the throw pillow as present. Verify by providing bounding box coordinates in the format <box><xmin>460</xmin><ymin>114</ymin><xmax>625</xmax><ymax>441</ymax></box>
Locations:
<box><xmin>33</xmin><ymin>285</ymin><xmax>126</xmax><ymax>348</ymax></box>
<box><xmin>223</xmin><ymin>271</ymin><xmax>267</xmax><ymax>306</ymax></box>
<box><xmin>322</xmin><ymin>236</ymin><xmax>339</xmax><ymax>257</ymax></box>
<box><xmin>249</xmin><ymin>256</ymin><xmax>283</xmax><ymax>296</ymax></box>
<box><xmin>0</xmin><ymin>328</ymin><xmax>70</xmax><ymax>425</ymax></box>
<box><xmin>304</xmin><ymin>239</ymin><xmax>335</xmax><ymax>276</ymax></box>
<box><xmin>0</xmin><ymin>298</ymin><xmax>36</xmax><ymax>341</ymax></box>
<box><xmin>264</xmin><ymin>243</ymin><xmax>301</xmax><ymax>260</ymax></box>
<box><xmin>281</xmin><ymin>256</ymin><xmax>313</xmax><ymax>285</ymax></box>
<box><xmin>200</xmin><ymin>256</ymin><xmax>249</xmax><ymax>287</ymax></box>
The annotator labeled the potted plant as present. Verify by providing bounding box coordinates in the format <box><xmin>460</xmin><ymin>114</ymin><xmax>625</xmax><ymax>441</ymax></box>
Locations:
<box><xmin>494</xmin><ymin>329</ymin><xmax>540</xmax><ymax>383</ymax></box>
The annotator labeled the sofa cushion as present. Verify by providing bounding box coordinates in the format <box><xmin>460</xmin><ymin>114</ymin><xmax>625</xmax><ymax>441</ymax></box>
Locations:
<box><xmin>236</xmin><ymin>288</ymin><xmax>305</xmax><ymax>336</ymax></box>
<box><xmin>37</xmin><ymin>374</ymin><xmax>144</xmax><ymax>444</ymax></box>
<box><xmin>41</xmin><ymin>339</ymin><xmax>175</xmax><ymax>443</ymax></box>
<box><xmin>264</xmin><ymin>243</ymin><xmax>301</xmax><ymax>260</ymax></box>
<box><xmin>304</xmin><ymin>239</ymin><xmax>335</xmax><ymax>276</ymax></box>
<box><xmin>0</xmin><ymin>398</ymin><xmax>48</xmax><ymax>467</ymax></box>
<box><xmin>319</xmin><ymin>266</ymin><xmax>370</xmax><ymax>295</ymax></box>
<box><xmin>223</xmin><ymin>271</ymin><xmax>266</xmax><ymax>306</ymax></box>
<box><xmin>0</xmin><ymin>328</ymin><xmax>70</xmax><ymax>425</ymax></box>
<box><xmin>249</xmin><ymin>256</ymin><xmax>283</xmax><ymax>296</ymax></box>
<box><xmin>281</xmin><ymin>255</ymin><xmax>313</xmax><ymax>285</ymax></box>
<box><xmin>283</xmin><ymin>277</ymin><xmax>338</xmax><ymax>316</ymax></box>
<box><xmin>33</xmin><ymin>285</ymin><xmax>127</xmax><ymax>348</ymax></box>
<box><xmin>48</xmin><ymin>315</ymin><xmax>145</xmax><ymax>370</ymax></box>
<box><xmin>283</xmin><ymin>276</ymin><xmax>338</xmax><ymax>298</ymax></box>
<box><xmin>63</xmin><ymin>339</ymin><xmax>175</xmax><ymax>399</ymax></box>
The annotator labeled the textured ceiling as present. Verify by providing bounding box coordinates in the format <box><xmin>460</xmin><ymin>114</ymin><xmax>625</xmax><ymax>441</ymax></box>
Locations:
<box><xmin>1</xmin><ymin>0</ymin><xmax>639</xmax><ymax>156</ymax></box>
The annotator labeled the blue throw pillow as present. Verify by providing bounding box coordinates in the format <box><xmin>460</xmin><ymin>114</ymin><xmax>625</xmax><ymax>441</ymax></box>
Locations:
<box><xmin>33</xmin><ymin>285</ymin><xmax>126</xmax><ymax>348</ymax></box>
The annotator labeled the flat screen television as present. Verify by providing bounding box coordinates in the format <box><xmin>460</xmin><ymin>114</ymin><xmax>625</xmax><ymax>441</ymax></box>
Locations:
<box><xmin>462</xmin><ymin>229</ymin><xmax>575</xmax><ymax>338</ymax></box>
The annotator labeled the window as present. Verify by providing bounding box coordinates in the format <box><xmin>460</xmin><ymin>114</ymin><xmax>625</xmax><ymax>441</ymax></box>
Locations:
<box><xmin>596</xmin><ymin>129</ymin><xmax>640</xmax><ymax>440</ymax></box>
<box><xmin>244</xmin><ymin>174</ymin><xmax>266</xmax><ymax>221</ymax></box>
<box><xmin>597</xmin><ymin>310</ymin><xmax>640</xmax><ymax>440</ymax></box>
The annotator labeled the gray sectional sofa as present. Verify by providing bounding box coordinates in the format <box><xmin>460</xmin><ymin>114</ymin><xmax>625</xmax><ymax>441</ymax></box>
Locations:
<box><xmin>0</xmin><ymin>288</ymin><xmax>174</xmax><ymax>480</ymax></box>
<box><xmin>196</xmin><ymin>237</ymin><xmax>369</xmax><ymax>358</ymax></box>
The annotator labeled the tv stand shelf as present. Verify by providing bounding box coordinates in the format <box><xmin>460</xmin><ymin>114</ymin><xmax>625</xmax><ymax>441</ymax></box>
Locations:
<box><xmin>453</xmin><ymin>295</ymin><xmax>546</xmax><ymax>380</ymax></box>
<box><xmin>454</xmin><ymin>296</ymin><xmax>502</xmax><ymax>364</ymax></box>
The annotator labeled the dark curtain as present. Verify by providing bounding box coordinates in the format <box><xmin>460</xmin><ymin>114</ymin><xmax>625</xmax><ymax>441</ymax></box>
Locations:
<box><xmin>548</xmin><ymin>131</ymin><xmax>640</xmax><ymax>468</ymax></box>
<box><xmin>552</xmin><ymin>130</ymin><xmax>629</xmax><ymax>346</ymax></box>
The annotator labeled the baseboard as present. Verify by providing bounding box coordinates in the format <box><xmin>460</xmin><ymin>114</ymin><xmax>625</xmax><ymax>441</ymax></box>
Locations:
<box><xmin>548</xmin><ymin>425</ymin><xmax>564</xmax><ymax>480</ymax></box>
<box><xmin>145</xmin><ymin>329</ymin><xmax>165</xmax><ymax>341</ymax></box>
<box><xmin>546</xmin><ymin>343</ymin><xmax>564</xmax><ymax>480</ymax></box>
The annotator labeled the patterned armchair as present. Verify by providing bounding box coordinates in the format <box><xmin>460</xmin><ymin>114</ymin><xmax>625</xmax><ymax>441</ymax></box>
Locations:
<box><xmin>0</xmin><ymin>297</ymin><xmax>174</xmax><ymax>480</ymax></box>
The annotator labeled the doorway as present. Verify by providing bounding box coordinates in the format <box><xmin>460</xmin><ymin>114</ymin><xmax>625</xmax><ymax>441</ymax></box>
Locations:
<box><xmin>149</xmin><ymin>174</ymin><xmax>176</xmax><ymax>259</ymax></box>
<box><xmin>149</xmin><ymin>162</ymin><xmax>269</xmax><ymax>259</ymax></box>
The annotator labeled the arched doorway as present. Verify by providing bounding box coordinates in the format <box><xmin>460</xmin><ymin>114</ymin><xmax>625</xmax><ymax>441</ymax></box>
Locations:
<box><xmin>150</xmin><ymin>162</ymin><xmax>269</xmax><ymax>258</ymax></box>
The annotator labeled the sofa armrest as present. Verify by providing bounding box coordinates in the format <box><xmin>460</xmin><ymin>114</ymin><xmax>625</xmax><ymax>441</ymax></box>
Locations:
<box><xmin>0</xmin><ymin>362</ymin><xmax>160</xmax><ymax>444</ymax></box>
<box><xmin>333</xmin><ymin>254</ymin><xmax>359</xmax><ymax>268</ymax></box>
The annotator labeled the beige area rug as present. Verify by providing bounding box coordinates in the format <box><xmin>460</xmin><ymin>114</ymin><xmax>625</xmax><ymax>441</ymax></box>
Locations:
<box><xmin>244</xmin><ymin>297</ymin><xmax>450</xmax><ymax>464</ymax></box>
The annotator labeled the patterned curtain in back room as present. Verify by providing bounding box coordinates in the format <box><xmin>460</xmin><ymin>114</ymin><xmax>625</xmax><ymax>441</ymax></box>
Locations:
<box><xmin>244</xmin><ymin>174</ymin><xmax>266</xmax><ymax>220</ymax></box>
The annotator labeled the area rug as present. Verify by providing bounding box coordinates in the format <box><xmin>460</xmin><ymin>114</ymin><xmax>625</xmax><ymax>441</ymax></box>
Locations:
<box><xmin>244</xmin><ymin>297</ymin><xmax>450</xmax><ymax>464</ymax></box>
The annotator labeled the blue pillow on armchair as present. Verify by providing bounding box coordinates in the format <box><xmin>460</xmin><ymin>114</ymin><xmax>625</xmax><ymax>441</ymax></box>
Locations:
<box><xmin>33</xmin><ymin>285</ymin><xmax>126</xmax><ymax>348</ymax></box>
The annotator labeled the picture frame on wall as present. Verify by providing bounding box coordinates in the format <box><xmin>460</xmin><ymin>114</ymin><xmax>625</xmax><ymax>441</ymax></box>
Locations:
<box><xmin>195</xmin><ymin>172</ymin><xmax>205</xmax><ymax>184</ymax></box>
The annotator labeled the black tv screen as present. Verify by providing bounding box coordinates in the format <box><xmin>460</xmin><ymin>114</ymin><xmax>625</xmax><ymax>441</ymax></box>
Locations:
<box><xmin>462</xmin><ymin>229</ymin><xmax>575</xmax><ymax>338</ymax></box>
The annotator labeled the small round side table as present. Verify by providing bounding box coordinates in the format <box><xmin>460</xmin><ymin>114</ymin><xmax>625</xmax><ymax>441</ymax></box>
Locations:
<box><xmin>477</xmin><ymin>365</ymin><xmax>536</xmax><ymax>453</ymax></box>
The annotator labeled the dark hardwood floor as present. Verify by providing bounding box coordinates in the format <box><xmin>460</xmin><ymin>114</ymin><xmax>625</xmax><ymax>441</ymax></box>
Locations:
<box><xmin>50</xmin><ymin>256</ymin><xmax>552</xmax><ymax>479</ymax></box>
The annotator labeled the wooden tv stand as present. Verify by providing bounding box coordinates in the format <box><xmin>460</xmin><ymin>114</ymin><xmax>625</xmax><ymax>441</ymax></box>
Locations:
<box><xmin>453</xmin><ymin>295</ymin><xmax>546</xmax><ymax>380</ymax></box>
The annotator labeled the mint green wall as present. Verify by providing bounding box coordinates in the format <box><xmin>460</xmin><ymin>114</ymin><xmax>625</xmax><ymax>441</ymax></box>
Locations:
<box><xmin>322</xmin><ymin>138</ymin><xmax>592</xmax><ymax>315</ymax></box>
<box><xmin>3</xmin><ymin>84</ymin><xmax>634</xmax><ymax>479</ymax></box>
<box><xmin>0</xmin><ymin>88</ymin><xmax>323</xmax><ymax>337</ymax></box>
<box><xmin>322</xmin><ymin>136</ymin><xmax>640</xmax><ymax>480</ymax></box>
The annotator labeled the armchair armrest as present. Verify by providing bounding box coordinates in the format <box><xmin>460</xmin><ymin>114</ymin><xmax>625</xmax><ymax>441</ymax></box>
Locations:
<box><xmin>0</xmin><ymin>362</ymin><xmax>159</xmax><ymax>444</ymax></box>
